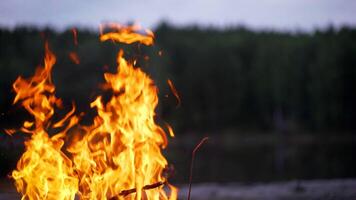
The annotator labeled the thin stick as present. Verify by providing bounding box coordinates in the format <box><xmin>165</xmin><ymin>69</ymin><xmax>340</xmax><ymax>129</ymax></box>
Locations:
<box><xmin>109</xmin><ymin>181</ymin><xmax>166</xmax><ymax>200</ymax></box>
<box><xmin>187</xmin><ymin>137</ymin><xmax>209</xmax><ymax>200</ymax></box>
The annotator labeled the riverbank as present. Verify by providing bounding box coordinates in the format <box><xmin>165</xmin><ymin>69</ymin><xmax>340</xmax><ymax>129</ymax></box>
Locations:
<box><xmin>1</xmin><ymin>179</ymin><xmax>355</xmax><ymax>199</ymax></box>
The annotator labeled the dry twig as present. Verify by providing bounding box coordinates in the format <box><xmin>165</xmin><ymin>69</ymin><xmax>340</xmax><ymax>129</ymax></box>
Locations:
<box><xmin>187</xmin><ymin>137</ymin><xmax>209</xmax><ymax>200</ymax></box>
<box><xmin>109</xmin><ymin>181</ymin><xmax>166</xmax><ymax>200</ymax></box>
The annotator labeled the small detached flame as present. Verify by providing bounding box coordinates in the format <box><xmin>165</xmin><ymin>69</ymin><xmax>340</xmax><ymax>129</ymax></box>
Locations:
<box><xmin>10</xmin><ymin>24</ymin><xmax>177</xmax><ymax>200</ymax></box>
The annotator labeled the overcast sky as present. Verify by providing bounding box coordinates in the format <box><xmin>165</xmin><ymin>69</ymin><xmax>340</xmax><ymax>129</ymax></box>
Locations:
<box><xmin>0</xmin><ymin>0</ymin><xmax>355</xmax><ymax>31</ymax></box>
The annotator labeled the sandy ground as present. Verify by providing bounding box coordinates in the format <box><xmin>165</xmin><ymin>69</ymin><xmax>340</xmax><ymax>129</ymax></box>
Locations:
<box><xmin>0</xmin><ymin>179</ymin><xmax>355</xmax><ymax>199</ymax></box>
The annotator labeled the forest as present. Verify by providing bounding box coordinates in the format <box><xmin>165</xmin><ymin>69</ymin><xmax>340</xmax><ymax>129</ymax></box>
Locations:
<box><xmin>1</xmin><ymin>24</ymin><xmax>356</xmax><ymax>132</ymax></box>
<box><xmin>0</xmin><ymin>23</ymin><xmax>356</xmax><ymax>182</ymax></box>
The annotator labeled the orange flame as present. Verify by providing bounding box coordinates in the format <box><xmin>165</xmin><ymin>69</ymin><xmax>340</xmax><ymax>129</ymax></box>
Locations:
<box><xmin>167</xmin><ymin>79</ymin><xmax>181</xmax><ymax>107</ymax></box>
<box><xmin>100</xmin><ymin>23</ymin><xmax>154</xmax><ymax>45</ymax></box>
<box><xmin>164</xmin><ymin>122</ymin><xmax>175</xmax><ymax>138</ymax></box>
<box><xmin>72</xmin><ymin>28</ymin><xmax>78</xmax><ymax>46</ymax></box>
<box><xmin>11</xmin><ymin>24</ymin><xmax>177</xmax><ymax>200</ymax></box>
<box><xmin>4</xmin><ymin>128</ymin><xmax>16</xmax><ymax>135</ymax></box>
<box><xmin>68</xmin><ymin>52</ymin><xmax>80</xmax><ymax>64</ymax></box>
<box><xmin>11</xmin><ymin>43</ymin><xmax>79</xmax><ymax>200</ymax></box>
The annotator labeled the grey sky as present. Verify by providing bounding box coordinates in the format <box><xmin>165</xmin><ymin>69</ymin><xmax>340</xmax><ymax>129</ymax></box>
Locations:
<box><xmin>0</xmin><ymin>0</ymin><xmax>355</xmax><ymax>31</ymax></box>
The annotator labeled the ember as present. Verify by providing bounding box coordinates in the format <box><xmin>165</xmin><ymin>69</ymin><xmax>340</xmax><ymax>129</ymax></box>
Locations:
<box><xmin>9</xmin><ymin>24</ymin><xmax>177</xmax><ymax>200</ymax></box>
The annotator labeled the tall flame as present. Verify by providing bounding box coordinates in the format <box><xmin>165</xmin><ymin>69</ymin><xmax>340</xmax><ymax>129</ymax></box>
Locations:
<box><xmin>11</xmin><ymin>43</ymin><xmax>79</xmax><ymax>200</ymax></box>
<box><xmin>10</xmin><ymin>25</ymin><xmax>177</xmax><ymax>200</ymax></box>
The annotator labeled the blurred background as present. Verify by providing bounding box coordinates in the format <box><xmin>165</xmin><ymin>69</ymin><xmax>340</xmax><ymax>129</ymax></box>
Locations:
<box><xmin>0</xmin><ymin>0</ymin><xmax>356</xmax><ymax>199</ymax></box>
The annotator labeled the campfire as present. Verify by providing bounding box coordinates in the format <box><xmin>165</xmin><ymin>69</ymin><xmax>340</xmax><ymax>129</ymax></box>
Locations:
<box><xmin>8</xmin><ymin>24</ymin><xmax>178</xmax><ymax>200</ymax></box>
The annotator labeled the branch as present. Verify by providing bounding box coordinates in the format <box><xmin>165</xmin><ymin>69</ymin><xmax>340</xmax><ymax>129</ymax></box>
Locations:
<box><xmin>109</xmin><ymin>181</ymin><xmax>166</xmax><ymax>200</ymax></box>
<box><xmin>187</xmin><ymin>137</ymin><xmax>209</xmax><ymax>200</ymax></box>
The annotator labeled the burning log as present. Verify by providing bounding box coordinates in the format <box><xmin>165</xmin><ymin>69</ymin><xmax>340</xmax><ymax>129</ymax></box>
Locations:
<box><xmin>110</xmin><ymin>165</ymin><xmax>174</xmax><ymax>199</ymax></box>
<box><xmin>109</xmin><ymin>181</ymin><xmax>166</xmax><ymax>200</ymax></box>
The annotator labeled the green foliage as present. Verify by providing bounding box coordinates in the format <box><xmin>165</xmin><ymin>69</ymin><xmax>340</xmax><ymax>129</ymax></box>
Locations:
<box><xmin>1</xmin><ymin>24</ymin><xmax>356</xmax><ymax>133</ymax></box>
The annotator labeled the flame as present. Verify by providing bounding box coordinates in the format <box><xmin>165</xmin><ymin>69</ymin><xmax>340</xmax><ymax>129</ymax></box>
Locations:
<box><xmin>11</xmin><ymin>43</ymin><xmax>79</xmax><ymax>200</ymax></box>
<box><xmin>10</xmin><ymin>24</ymin><xmax>177</xmax><ymax>200</ymax></box>
<box><xmin>4</xmin><ymin>128</ymin><xmax>16</xmax><ymax>135</ymax></box>
<box><xmin>167</xmin><ymin>79</ymin><xmax>181</xmax><ymax>107</ymax></box>
<box><xmin>164</xmin><ymin>123</ymin><xmax>175</xmax><ymax>138</ymax></box>
<box><xmin>68</xmin><ymin>52</ymin><xmax>80</xmax><ymax>65</ymax></box>
<box><xmin>100</xmin><ymin>23</ymin><xmax>154</xmax><ymax>45</ymax></box>
<box><xmin>72</xmin><ymin>29</ymin><xmax>78</xmax><ymax>46</ymax></box>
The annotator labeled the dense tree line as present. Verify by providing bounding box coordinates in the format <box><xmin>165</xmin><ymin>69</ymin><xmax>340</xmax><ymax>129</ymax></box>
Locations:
<box><xmin>1</xmin><ymin>24</ymin><xmax>356</xmax><ymax>134</ymax></box>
